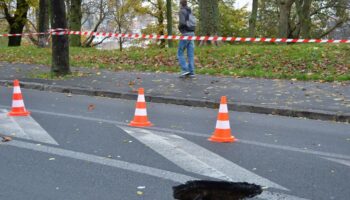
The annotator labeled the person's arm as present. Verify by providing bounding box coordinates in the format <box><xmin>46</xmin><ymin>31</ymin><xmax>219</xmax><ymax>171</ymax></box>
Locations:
<box><xmin>178</xmin><ymin>9</ymin><xmax>187</xmax><ymax>30</ymax></box>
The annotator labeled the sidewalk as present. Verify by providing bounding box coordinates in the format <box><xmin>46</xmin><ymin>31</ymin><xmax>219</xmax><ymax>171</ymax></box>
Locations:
<box><xmin>0</xmin><ymin>62</ymin><xmax>349</xmax><ymax>122</ymax></box>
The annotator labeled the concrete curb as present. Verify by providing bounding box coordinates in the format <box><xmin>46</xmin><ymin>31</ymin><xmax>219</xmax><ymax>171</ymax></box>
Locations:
<box><xmin>0</xmin><ymin>80</ymin><xmax>349</xmax><ymax>123</ymax></box>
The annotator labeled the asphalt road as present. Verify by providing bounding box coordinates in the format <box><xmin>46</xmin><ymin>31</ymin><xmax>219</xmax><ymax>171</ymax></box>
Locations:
<box><xmin>0</xmin><ymin>86</ymin><xmax>349</xmax><ymax>200</ymax></box>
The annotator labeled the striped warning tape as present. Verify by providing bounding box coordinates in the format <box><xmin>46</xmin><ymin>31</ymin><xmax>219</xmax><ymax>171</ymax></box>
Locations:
<box><xmin>1</xmin><ymin>30</ymin><xmax>349</xmax><ymax>44</ymax></box>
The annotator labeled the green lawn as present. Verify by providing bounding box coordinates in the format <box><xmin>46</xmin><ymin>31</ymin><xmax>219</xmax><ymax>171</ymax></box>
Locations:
<box><xmin>0</xmin><ymin>43</ymin><xmax>349</xmax><ymax>81</ymax></box>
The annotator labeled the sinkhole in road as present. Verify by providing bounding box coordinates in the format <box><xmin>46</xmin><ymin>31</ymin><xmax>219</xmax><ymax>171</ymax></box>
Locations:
<box><xmin>173</xmin><ymin>180</ymin><xmax>262</xmax><ymax>200</ymax></box>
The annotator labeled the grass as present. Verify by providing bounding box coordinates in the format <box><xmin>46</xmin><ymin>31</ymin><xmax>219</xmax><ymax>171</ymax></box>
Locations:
<box><xmin>0</xmin><ymin>43</ymin><xmax>349</xmax><ymax>81</ymax></box>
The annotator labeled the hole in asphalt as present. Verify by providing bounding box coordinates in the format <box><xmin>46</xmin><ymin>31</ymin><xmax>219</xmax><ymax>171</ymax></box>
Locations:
<box><xmin>173</xmin><ymin>180</ymin><xmax>262</xmax><ymax>200</ymax></box>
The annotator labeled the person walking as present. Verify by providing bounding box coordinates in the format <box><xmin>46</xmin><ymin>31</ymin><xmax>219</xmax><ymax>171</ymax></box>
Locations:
<box><xmin>178</xmin><ymin>0</ymin><xmax>196</xmax><ymax>78</ymax></box>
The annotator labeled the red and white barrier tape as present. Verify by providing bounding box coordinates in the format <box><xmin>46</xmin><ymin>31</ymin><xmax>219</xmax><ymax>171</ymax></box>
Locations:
<box><xmin>1</xmin><ymin>30</ymin><xmax>349</xmax><ymax>44</ymax></box>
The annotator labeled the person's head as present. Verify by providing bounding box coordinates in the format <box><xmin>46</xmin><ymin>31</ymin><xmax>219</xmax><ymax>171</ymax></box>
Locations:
<box><xmin>180</xmin><ymin>0</ymin><xmax>187</xmax><ymax>7</ymax></box>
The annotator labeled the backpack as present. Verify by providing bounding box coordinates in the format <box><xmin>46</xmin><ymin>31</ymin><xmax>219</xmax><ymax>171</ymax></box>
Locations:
<box><xmin>186</xmin><ymin>10</ymin><xmax>196</xmax><ymax>31</ymax></box>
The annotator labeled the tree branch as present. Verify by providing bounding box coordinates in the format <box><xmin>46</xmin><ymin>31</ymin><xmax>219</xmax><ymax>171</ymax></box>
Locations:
<box><xmin>0</xmin><ymin>1</ymin><xmax>13</xmax><ymax>22</ymax></box>
<box><xmin>320</xmin><ymin>20</ymin><xmax>345</xmax><ymax>38</ymax></box>
<box><xmin>91</xmin><ymin>36</ymin><xmax>110</xmax><ymax>47</ymax></box>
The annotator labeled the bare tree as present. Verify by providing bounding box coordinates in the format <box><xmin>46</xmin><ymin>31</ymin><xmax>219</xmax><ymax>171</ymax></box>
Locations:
<box><xmin>82</xmin><ymin>0</ymin><xmax>112</xmax><ymax>47</ymax></box>
<box><xmin>112</xmin><ymin>0</ymin><xmax>141</xmax><ymax>51</ymax></box>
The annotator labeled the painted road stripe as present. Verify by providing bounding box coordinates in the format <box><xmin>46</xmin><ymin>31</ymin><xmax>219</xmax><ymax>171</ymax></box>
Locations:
<box><xmin>2</xmin><ymin>140</ymin><xmax>306</xmax><ymax>200</ymax></box>
<box><xmin>122</xmin><ymin>127</ymin><xmax>233</xmax><ymax>181</ymax></box>
<box><xmin>258</xmin><ymin>191</ymin><xmax>309</xmax><ymax>200</ymax></box>
<box><xmin>121</xmin><ymin>126</ymin><xmax>287</xmax><ymax>191</ymax></box>
<box><xmin>322</xmin><ymin>157</ymin><xmax>350</xmax><ymax>167</ymax></box>
<box><xmin>121</xmin><ymin>127</ymin><xmax>312</xmax><ymax>200</ymax></box>
<box><xmin>1</xmin><ymin>106</ymin><xmax>348</xmax><ymax>161</ymax></box>
<box><xmin>4</xmin><ymin>140</ymin><xmax>195</xmax><ymax>183</ymax></box>
<box><xmin>0</xmin><ymin>109</ymin><xmax>58</xmax><ymax>145</ymax></box>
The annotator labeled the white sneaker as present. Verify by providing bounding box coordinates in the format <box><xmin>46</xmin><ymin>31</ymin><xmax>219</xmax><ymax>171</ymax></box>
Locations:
<box><xmin>179</xmin><ymin>71</ymin><xmax>190</xmax><ymax>78</ymax></box>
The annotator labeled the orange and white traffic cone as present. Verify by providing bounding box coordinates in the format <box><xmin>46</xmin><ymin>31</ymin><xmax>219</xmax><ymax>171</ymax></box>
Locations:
<box><xmin>129</xmin><ymin>88</ymin><xmax>153</xmax><ymax>127</ymax></box>
<box><xmin>8</xmin><ymin>79</ymin><xmax>31</xmax><ymax>117</ymax></box>
<box><xmin>209</xmin><ymin>96</ymin><xmax>236</xmax><ymax>143</ymax></box>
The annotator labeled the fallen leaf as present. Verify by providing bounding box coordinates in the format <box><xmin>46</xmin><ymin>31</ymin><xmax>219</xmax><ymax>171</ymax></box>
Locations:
<box><xmin>1</xmin><ymin>136</ymin><xmax>12</xmax><ymax>142</ymax></box>
<box><xmin>88</xmin><ymin>104</ymin><xmax>96</xmax><ymax>111</ymax></box>
<box><xmin>136</xmin><ymin>191</ymin><xmax>143</xmax><ymax>196</ymax></box>
<box><xmin>49</xmin><ymin>158</ymin><xmax>55</xmax><ymax>161</ymax></box>
<box><xmin>129</xmin><ymin>81</ymin><xmax>135</xmax><ymax>86</ymax></box>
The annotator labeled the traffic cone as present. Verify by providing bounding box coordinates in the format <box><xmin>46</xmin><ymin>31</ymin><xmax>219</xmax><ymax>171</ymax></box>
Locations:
<box><xmin>129</xmin><ymin>88</ymin><xmax>153</xmax><ymax>127</ymax></box>
<box><xmin>209</xmin><ymin>96</ymin><xmax>236</xmax><ymax>143</ymax></box>
<box><xmin>8</xmin><ymin>79</ymin><xmax>30</xmax><ymax>117</ymax></box>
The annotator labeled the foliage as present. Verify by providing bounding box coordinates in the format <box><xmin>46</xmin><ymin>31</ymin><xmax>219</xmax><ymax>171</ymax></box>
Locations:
<box><xmin>218</xmin><ymin>2</ymin><xmax>248</xmax><ymax>37</ymax></box>
<box><xmin>140</xmin><ymin>0</ymin><xmax>166</xmax><ymax>47</ymax></box>
<box><xmin>109</xmin><ymin>0</ymin><xmax>143</xmax><ymax>50</ymax></box>
<box><xmin>256</xmin><ymin>0</ymin><xmax>350</xmax><ymax>38</ymax></box>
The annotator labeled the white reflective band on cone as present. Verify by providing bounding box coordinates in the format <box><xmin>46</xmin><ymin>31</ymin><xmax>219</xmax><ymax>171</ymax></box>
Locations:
<box><xmin>135</xmin><ymin>108</ymin><xmax>147</xmax><ymax>116</ymax></box>
<box><xmin>215</xmin><ymin>120</ymin><xmax>230</xmax><ymax>129</ymax></box>
<box><xmin>137</xmin><ymin>95</ymin><xmax>145</xmax><ymax>102</ymax></box>
<box><xmin>219</xmin><ymin>104</ymin><xmax>228</xmax><ymax>113</ymax></box>
<box><xmin>13</xmin><ymin>86</ymin><xmax>21</xmax><ymax>93</ymax></box>
<box><xmin>12</xmin><ymin>100</ymin><xmax>24</xmax><ymax>107</ymax></box>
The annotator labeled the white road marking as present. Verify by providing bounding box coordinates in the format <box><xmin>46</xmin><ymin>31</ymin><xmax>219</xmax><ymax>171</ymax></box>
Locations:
<box><xmin>239</xmin><ymin>140</ymin><xmax>350</xmax><ymax>161</ymax></box>
<box><xmin>121</xmin><ymin>126</ymin><xmax>287</xmax><ymax>191</ymax></box>
<box><xmin>258</xmin><ymin>191</ymin><xmax>309</xmax><ymax>200</ymax></box>
<box><xmin>122</xmin><ymin>127</ymin><xmax>233</xmax><ymax>182</ymax></box>
<box><xmin>121</xmin><ymin>127</ymin><xmax>313</xmax><ymax>200</ymax></box>
<box><xmin>3</xmin><ymin>140</ymin><xmax>308</xmax><ymax>200</ymax></box>
<box><xmin>3</xmin><ymin>140</ymin><xmax>195</xmax><ymax>183</ymax></box>
<box><xmin>0</xmin><ymin>105</ymin><xmax>312</xmax><ymax>199</ymax></box>
<box><xmin>0</xmin><ymin>109</ymin><xmax>58</xmax><ymax>145</ymax></box>
<box><xmin>322</xmin><ymin>157</ymin><xmax>350</xmax><ymax>167</ymax></box>
<box><xmin>1</xmin><ymin>106</ymin><xmax>346</xmax><ymax>161</ymax></box>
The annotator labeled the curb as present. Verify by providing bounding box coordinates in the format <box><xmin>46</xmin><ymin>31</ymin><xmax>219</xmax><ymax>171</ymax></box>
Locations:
<box><xmin>0</xmin><ymin>80</ymin><xmax>349</xmax><ymax>123</ymax></box>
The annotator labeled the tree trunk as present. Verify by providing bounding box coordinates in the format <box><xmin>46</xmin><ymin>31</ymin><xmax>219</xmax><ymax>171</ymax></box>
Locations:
<box><xmin>6</xmin><ymin>0</ymin><xmax>30</xmax><ymax>46</ymax></box>
<box><xmin>166</xmin><ymin>0</ymin><xmax>173</xmax><ymax>48</ymax></box>
<box><xmin>249</xmin><ymin>0</ymin><xmax>259</xmax><ymax>38</ymax></box>
<box><xmin>157</xmin><ymin>0</ymin><xmax>165</xmax><ymax>48</ymax></box>
<box><xmin>199</xmin><ymin>0</ymin><xmax>219</xmax><ymax>45</ymax></box>
<box><xmin>299</xmin><ymin>0</ymin><xmax>312</xmax><ymax>39</ymax></box>
<box><xmin>38</xmin><ymin>0</ymin><xmax>50</xmax><ymax>47</ymax></box>
<box><xmin>50</xmin><ymin>0</ymin><xmax>70</xmax><ymax>76</ymax></box>
<box><xmin>8</xmin><ymin>25</ymin><xmax>25</xmax><ymax>46</ymax></box>
<box><xmin>69</xmin><ymin>0</ymin><xmax>82</xmax><ymax>46</ymax></box>
<box><xmin>119</xmin><ymin>39</ymin><xmax>123</xmax><ymax>51</ymax></box>
<box><xmin>278</xmin><ymin>0</ymin><xmax>295</xmax><ymax>38</ymax></box>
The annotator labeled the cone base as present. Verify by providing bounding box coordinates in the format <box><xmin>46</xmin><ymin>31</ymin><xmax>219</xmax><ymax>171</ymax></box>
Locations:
<box><xmin>129</xmin><ymin>121</ymin><xmax>153</xmax><ymax>127</ymax></box>
<box><xmin>8</xmin><ymin>111</ymin><xmax>31</xmax><ymax>117</ymax></box>
<box><xmin>208</xmin><ymin>135</ymin><xmax>237</xmax><ymax>143</ymax></box>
